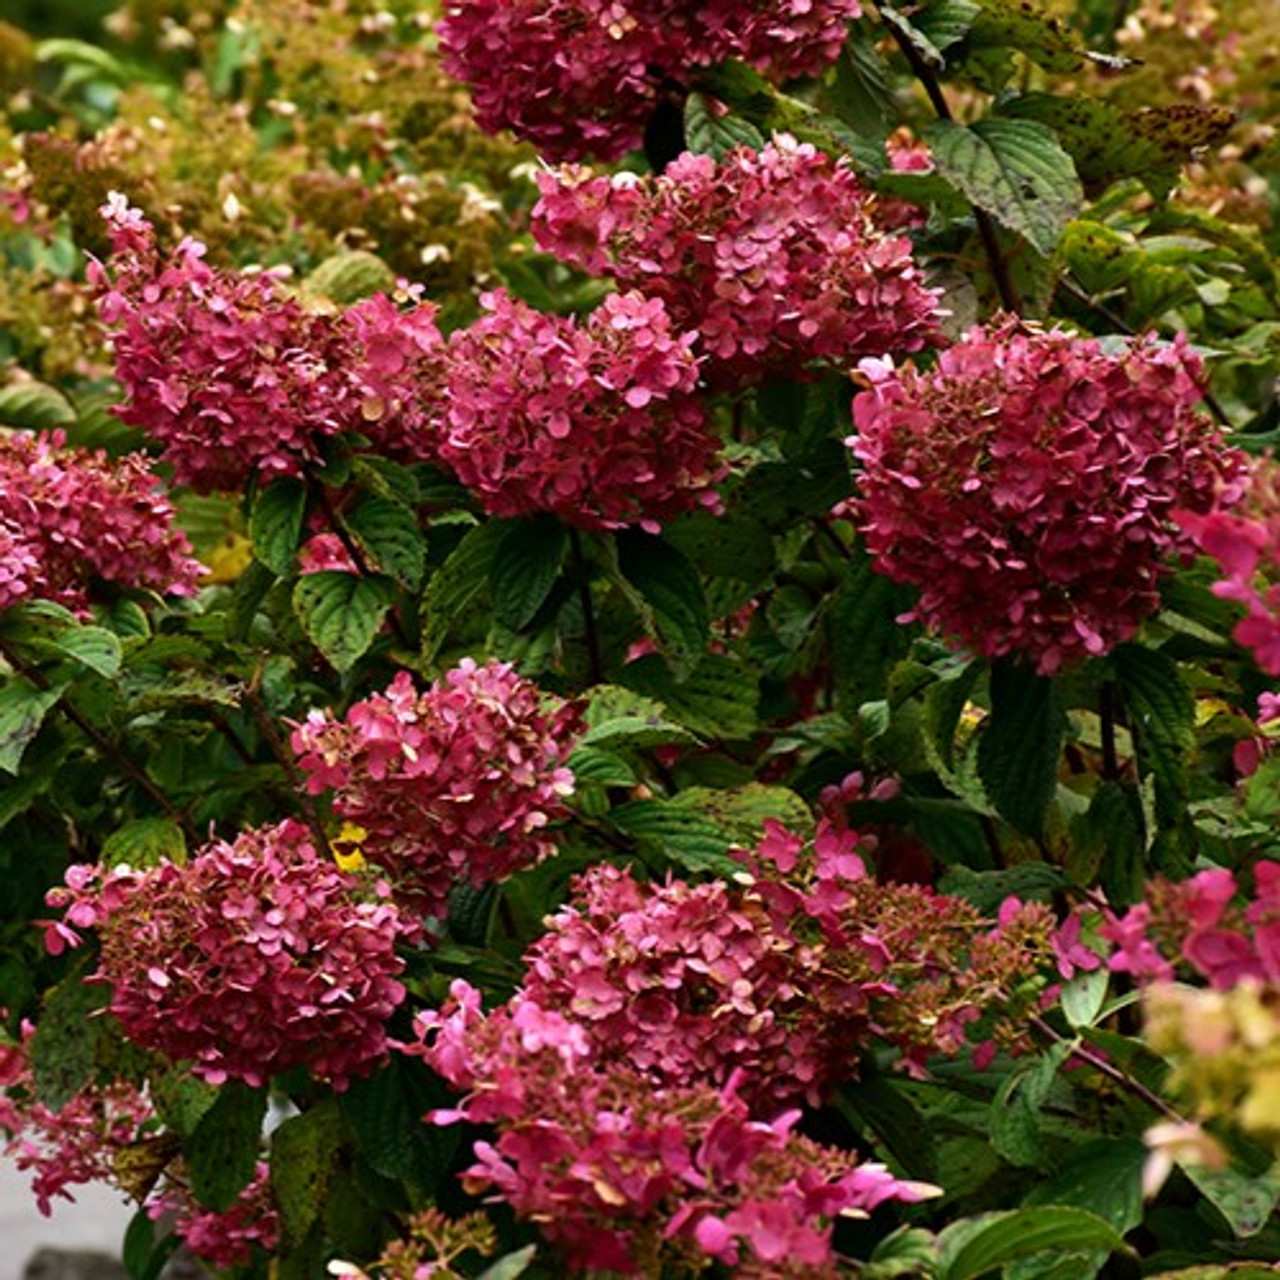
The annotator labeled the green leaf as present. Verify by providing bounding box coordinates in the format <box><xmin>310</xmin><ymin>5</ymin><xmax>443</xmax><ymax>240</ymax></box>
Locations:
<box><xmin>304</xmin><ymin>250</ymin><xmax>396</xmax><ymax>305</ymax></box>
<box><xmin>1024</xmin><ymin>1137</ymin><xmax>1147</xmax><ymax>1235</ymax></box>
<box><xmin>838</xmin><ymin>1073</ymin><xmax>940</xmax><ymax>1181</ymax></box>
<box><xmin>490</xmin><ymin>517</ymin><xmax>567</xmax><ymax>631</ymax></box>
<box><xmin>0</xmin><ymin>380</ymin><xmax>77</xmax><ymax>431</ymax></box>
<box><xmin>1184</xmin><ymin>1163</ymin><xmax>1280</xmax><ymax>1240</ymax></box>
<box><xmin>420</xmin><ymin>521</ymin><xmax>505</xmax><ymax>662</ymax></box>
<box><xmin>1002</xmin><ymin>95</ymin><xmax>1235</xmax><ymax>199</ymax></box>
<box><xmin>249</xmin><ymin>477</ymin><xmax>308</xmax><ymax>576</ymax></box>
<box><xmin>925</xmin><ymin>118</ymin><xmax>1083</xmax><ymax>255</ymax></box>
<box><xmin>343</xmin><ymin>495</ymin><xmax>425</xmax><ymax>590</ymax></box>
<box><xmin>271</xmin><ymin>1102</ymin><xmax>343</xmax><ymax>1246</ymax></box>
<box><xmin>0</xmin><ymin>676</ymin><xmax>67</xmax><ymax>775</ymax></box>
<box><xmin>186</xmin><ymin>1082</ymin><xmax>266</xmax><ymax>1212</ymax></box>
<box><xmin>663</xmin><ymin>510</ymin><xmax>775</xmax><ymax>586</ymax></box>
<box><xmin>101</xmin><ymin>817</ymin><xmax>187</xmax><ymax>869</ymax></box>
<box><xmin>684</xmin><ymin>91</ymin><xmax>766</xmax><ymax>159</ymax></box>
<box><xmin>150</xmin><ymin>1068</ymin><xmax>219</xmax><ymax>1139</ymax></box>
<box><xmin>610</xmin><ymin>798</ymin><xmax>742</xmax><ymax>878</ymax></box>
<box><xmin>668</xmin><ymin>783</ymin><xmax>812</xmax><ymax>848</ymax></box>
<box><xmin>830</xmin><ymin>551</ymin><xmax>917</xmax><ymax>718</ymax></box>
<box><xmin>614</xmin><ymin>531</ymin><xmax>709</xmax><ymax>680</ymax></box>
<box><xmin>292</xmin><ymin>572</ymin><xmax>393</xmax><ymax>673</ymax></box>
<box><xmin>476</xmin><ymin>1247</ymin><xmax>539</xmax><ymax>1280</ymax></box>
<box><xmin>29</xmin><ymin>975</ymin><xmax>112</xmax><ymax>1109</ymax></box>
<box><xmin>936</xmin><ymin>1207</ymin><xmax>1125</xmax><ymax>1280</ymax></box>
<box><xmin>565</xmin><ymin>745</ymin><xmax>638</xmax><ymax>786</ymax></box>
<box><xmin>911</xmin><ymin>0</ymin><xmax>982</xmax><ymax>56</ymax></box>
<box><xmin>122</xmin><ymin>1209</ymin><xmax>177</xmax><ymax>1280</ymax></box>
<box><xmin>823</xmin><ymin>32</ymin><xmax>901</xmax><ymax>142</ymax></box>
<box><xmin>46</xmin><ymin>625</ymin><xmax>123</xmax><ymax>679</ymax></box>
<box><xmin>623</xmin><ymin>653</ymin><xmax>758</xmax><ymax>741</ymax></box>
<box><xmin>964</xmin><ymin>0</ymin><xmax>1087</xmax><ymax>74</ymax></box>
<box><xmin>976</xmin><ymin>661</ymin><xmax>1066</xmax><ymax>837</ymax></box>
<box><xmin>1111</xmin><ymin>645</ymin><xmax>1194</xmax><ymax>827</ymax></box>
<box><xmin>989</xmin><ymin>1041</ymin><xmax>1071</xmax><ymax>1168</ymax></box>
<box><xmin>1059</xmin><ymin>967</ymin><xmax>1109</xmax><ymax>1031</ymax></box>
<box><xmin>340</xmin><ymin>1057</ymin><xmax>458</xmax><ymax>1190</ymax></box>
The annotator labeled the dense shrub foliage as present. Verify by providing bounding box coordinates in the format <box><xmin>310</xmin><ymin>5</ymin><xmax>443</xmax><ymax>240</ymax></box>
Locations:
<box><xmin>0</xmin><ymin>1</ymin><xmax>1279</xmax><ymax>1277</ymax></box>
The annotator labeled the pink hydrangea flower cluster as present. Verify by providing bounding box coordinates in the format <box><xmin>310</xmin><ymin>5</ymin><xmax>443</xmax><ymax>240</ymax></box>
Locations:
<box><xmin>407</xmin><ymin>982</ymin><xmax>932</xmax><ymax>1274</ymax></box>
<box><xmin>741</xmin><ymin>820</ymin><xmax>1058</xmax><ymax>1076</ymax></box>
<box><xmin>0</xmin><ymin>429</ymin><xmax>203</xmax><ymax>615</ymax></box>
<box><xmin>519</xmin><ymin>862</ymin><xmax>824</xmax><ymax>1106</ymax></box>
<box><xmin>91</xmin><ymin>196</ymin><xmax>445</xmax><ymax>491</ymax></box>
<box><xmin>441</xmin><ymin>289</ymin><xmax>721</xmax><ymax>530</ymax></box>
<box><xmin>45</xmin><ymin>820</ymin><xmax>409</xmax><ymax>1088</ymax></box>
<box><xmin>291</xmin><ymin>660</ymin><xmax>581</xmax><ymax>923</ymax></box>
<box><xmin>0</xmin><ymin>1024</ymin><xmax>154</xmax><ymax>1216</ymax></box>
<box><xmin>533</xmin><ymin>137</ymin><xmax>941</xmax><ymax>387</ymax></box>
<box><xmin>1100</xmin><ymin>862</ymin><xmax>1280</xmax><ymax>989</ymax></box>
<box><xmin>438</xmin><ymin>0</ymin><xmax>862</xmax><ymax>161</ymax></box>
<box><xmin>1175</xmin><ymin>456</ymin><xmax>1280</xmax><ymax>674</ymax></box>
<box><xmin>849</xmin><ymin>320</ymin><xmax>1247</xmax><ymax>674</ymax></box>
<box><xmin>147</xmin><ymin>1161</ymin><xmax>281</xmax><ymax>1269</ymax></box>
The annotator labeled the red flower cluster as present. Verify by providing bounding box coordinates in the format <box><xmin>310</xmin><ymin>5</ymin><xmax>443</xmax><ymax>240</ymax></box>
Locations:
<box><xmin>0</xmin><ymin>429</ymin><xmax>203</xmax><ymax>615</ymax></box>
<box><xmin>91</xmin><ymin>196</ymin><xmax>444</xmax><ymax>491</ymax></box>
<box><xmin>533</xmin><ymin>137</ymin><xmax>941</xmax><ymax>387</ymax></box>
<box><xmin>46</xmin><ymin>820</ymin><xmax>409</xmax><ymax>1088</ymax></box>
<box><xmin>291</xmin><ymin>660</ymin><xmax>581</xmax><ymax>923</ymax></box>
<box><xmin>438</xmin><ymin>0</ymin><xmax>862</xmax><ymax>161</ymax></box>
<box><xmin>1176</xmin><ymin>456</ymin><xmax>1280</xmax><ymax>674</ymax></box>
<box><xmin>408</xmin><ymin>982</ymin><xmax>932</xmax><ymax>1274</ymax></box>
<box><xmin>441</xmin><ymin>290</ymin><xmax>721</xmax><ymax>530</ymax></box>
<box><xmin>1100</xmin><ymin>863</ymin><xmax>1280</xmax><ymax>989</ymax></box>
<box><xmin>147</xmin><ymin>1161</ymin><xmax>281</xmax><ymax>1268</ymax></box>
<box><xmin>0</xmin><ymin>1024</ymin><xmax>153</xmax><ymax>1216</ymax></box>
<box><xmin>849</xmin><ymin>321</ymin><xmax>1246</xmax><ymax>673</ymax></box>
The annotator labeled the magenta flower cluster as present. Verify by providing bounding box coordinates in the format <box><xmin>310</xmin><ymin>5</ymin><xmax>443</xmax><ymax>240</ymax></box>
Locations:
<box><xmin>291</xmin><ymin>659</ymin><xmax>581</xmax><ymax>923</ymax></box>
<box><xmin>849</xmin><ymin>320</ymin><xmax>1247</xmax><ymax>673</ymax></box>
<box><xmin>0</xmin><ymin>1025</ymin><xmax>154</xmax><ymax>1216</ymax></box>
<box><xmin>147</xmin><ymin>1161</ymin><xmax>281</xmax><ymax>1268</ymax></box>
<box><xmin>441</xmin><ymin>289</ymin><xmax>721</xmax><ymax>531</ymax></box>
<box><xmin>533</xmin><ymin>137</ymin><xmax>941</xmax><ymax>387</ymax></box>
<box><xmin>45</xmin><ymin>820</ymin><xmax>409</xmax><ymax>1088</ymax></box>
<box><xmin>1175</xmin><ymin>456</ymin><xmax>1280</xmax><ymax>675</ymax></box>
<box><xmin>408</xmin><ymin>982</ymin><xmax>931</xmax><ymax>1274</ymax></box>
<box><xmin>1100</xmin><ymin>862</ymin><xmax>1280</xmax><ymax>989</ymax></box>
<box><xmin>91</xmin><ymin>196</ymin><xmax>445</xmax><ymax>492</ymax></box>
<box><xmin>0</xmin><ymin>429</ymin><xmax>203</xmax><ymax>615</ymax></box>
<box><xmin>438</xmin><ymin>0</ymin><xmax>862</xmax><ymax>161</ymax></box>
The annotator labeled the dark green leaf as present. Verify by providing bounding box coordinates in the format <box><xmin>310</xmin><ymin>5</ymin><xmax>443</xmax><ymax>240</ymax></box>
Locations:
<box><xmin>623</xmin><ymin>653</ymin><xmax>758</xmax><ymax>741</ymax></box>
<box><xmin>1024</xmin><ymin>1137</ymin><xmax>1146</xmax><ymax>1235</ymax></box>
<box><xmin>976</xmin><ymin>661</ymin><xmax>1066</xmax><ymax>837</ymax></box>
<box><xmin>926</xmin><ymin>117</ymin><xmax>1083</xmax><ymax>255</ymax></box>
<box><xmin>29</xmin><ymin>975</ymin><xmax>111</xmax><ymax>1108</ymax></box>
<box><xmin>615</xmin><ymin>531</ymin><xmax>709</xmax><ymax>680</ymax></box>
<box><xmin>989</xmin><ymin>1041</ymin><xmax>1071</xmax><ymax>1168</ymax></box>
<box><xmin>490</xmin><ymin>517</ymin><xmax>567</xmax><ymax>631</ymax></box>
<box><xmin>838</xmin><ymin>1073</ymin><xmax>940</xmax><ymax>1181</ymax></box>
<box><xmin>1111</xmin><ymin>644</ymin><xmax>1193</xmax><ymax>827</ymax></box>
<box><xmin>249</xmin><ymin>477</ymin><xmax>308</xmax><ymax>576</ymax></box>
<box><xmin>122</xmin><ymin>1209</ymin><xmax>177</xmax><ymax>1280</ymax></box>
<box><xmin>271</xmin><ymin>1102</ymin><xmax>343</xmax><ymax>1245</ymax></box>
<box><xmin>292</xmin><ymin>571</ymin><xmax>393</xmax><ymax>672</ymax></box>
<box><xmin>964</xmin><ymin>0</ymin><xmax>1087</xmax><ymax>73</ymax></box>
<box><xmin>340</xmin><ymin>1057</ymin><xmax>458</xmax><ymax>1190</ymax></box>
<box><xmin>186</xmin><ymin>1082</ymin><xmax>266</xmax><ymax>1212</ymax></box>
<box><xmin>830</xmin><ymin>552</ymin><xmax>916</xmax><ymax>718</ymax></box>
<box><xmin>824</xmin><ymin>31</ymin><xmax>901</xmax><ymax>141</ymax></box>
<box><xmin>420</xmin><ymin>521</ymin><xmax>504</xmax><ymax>662</ymax></box>
<box><xmin>343</xmin><ymin>495</ymin><xmax>425</xmax><ymax>590</ymax></box>
<box><xmin>0</xmin><ymin>676</ymin><xmax>68</xmax><ymax>775</ymax></box>
<box><xmin>663</xmin><ymin>510</ymin><xmax>775</xmax><ymax>585</ymax></box>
